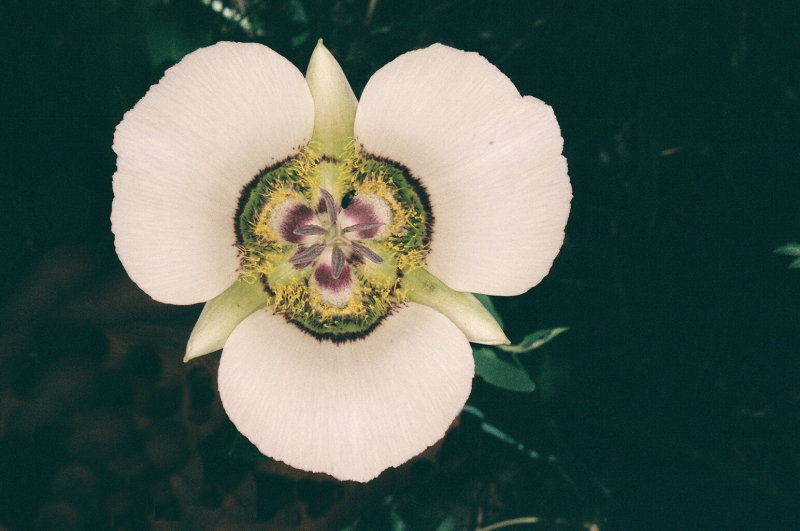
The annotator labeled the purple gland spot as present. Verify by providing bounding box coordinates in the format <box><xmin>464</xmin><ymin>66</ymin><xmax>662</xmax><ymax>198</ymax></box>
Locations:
<box><xmin>314</xmin><ymin>263</ymin><xmax>352</xmax><ymax>293</ymax></box>
<box><xmin>280</xmin><ymin>203</ymin><xmax>314</xmax><ymax>243</ymax></box>
<box><xmin>342</xmin><ymin>197</ymin><xmax>382</xmax><ymax>239</ymax></box>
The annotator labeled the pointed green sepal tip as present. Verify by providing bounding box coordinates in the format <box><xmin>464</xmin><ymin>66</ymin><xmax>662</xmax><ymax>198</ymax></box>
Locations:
<box><xmin>404</xmin><ymin>268</ymin><xmax>510</xmax><ymax>346</ymax></box>
<box><xmin>184</xmin><ymin>279</ymin><xmax>272</xmax><ymax>362</ymax></box>
<box><xmin>306</xmin><ymin>40</ymin><xmax>357</xmax><ymax>159</ymax></box>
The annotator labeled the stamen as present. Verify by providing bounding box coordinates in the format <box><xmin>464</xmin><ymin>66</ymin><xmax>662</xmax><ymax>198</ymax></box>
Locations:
<box><xmin>351</xmin><ymin>242</ymin><xmax>384</xmax><ymax>264</ymax></box>
<box><xmin>288</xmin><ymin>243</ymin><xmax>325</xmax><ymax>265</ymax></box>
<box><xmin>319</xmin><ymin>188</ymin><xmax>338</xmax><ymax>225</ymax></box>
<box><xmin>331</xmin><ymin>246</ymin><xmax>346</xmax><ymax>279</ymax></box>
<box><xmin>343</xmin><ymin>222</ymin><xmax>384</xmax><ymax>233</ymax></box>
<box><xmin>293</xmin><ymin>224</ymin><xmax>326</xmax><ymax>235</ymax></box>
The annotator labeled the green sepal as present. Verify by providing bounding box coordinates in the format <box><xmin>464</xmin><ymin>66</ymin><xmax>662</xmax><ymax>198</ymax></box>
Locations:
<box><xmin>184</xmin><ymin>279</ymin><xmax>272</xmax><ymax>362</ymax></box>
<box><xmin>497</xmin><ymin>327</ymin><xmax>569</xmax><ymax>354</ymax></box>
<box><xmin>404</xmin><ymin>268</ymin><xmax>509</xmax><ymax>345</ymax></box>
<box><xmin>473</xmin><ymin>293</ymin><xmax>504</xmax><ymax>328</ymax></box>
<box><xmin>473</xmin><ymin>348</ymin><xmax>535</xmax><ymax>392</ymax></box>
<box><xmin>305</xmin><ymin>40</ymin><xmax>357</xmax><ymax>159</ymax></box>
<box><xmin>306</xmin><ymin>40</ymin><xmax>357</xmax><ymax>197</ymax></box>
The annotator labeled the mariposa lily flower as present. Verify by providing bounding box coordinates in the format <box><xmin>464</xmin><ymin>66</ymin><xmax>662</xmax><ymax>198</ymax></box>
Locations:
<box><xmin>111</xmin><ymin>40</ymin><xmax>571</xmax><ymax>482</ymax></box>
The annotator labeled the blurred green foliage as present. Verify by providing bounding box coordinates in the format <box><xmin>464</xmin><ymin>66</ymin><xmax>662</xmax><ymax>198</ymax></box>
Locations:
<box><xmin>774</xmin><ymin>242</ymin><xmax>800</xmax><ymax>268</ymax></box>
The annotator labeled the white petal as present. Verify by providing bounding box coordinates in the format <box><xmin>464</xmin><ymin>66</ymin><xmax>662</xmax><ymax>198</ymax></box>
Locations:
<box><xmin>111</xmin><ymin>42</ymin><xmax>314</xmax><ymax>304</ymax></box>
<box><xmin>354</xmin><ymin>44</ymin><xmax>571</xmax><ymax>296</ymax></box>
<box><xmin>218</xmin><ymin>303</ymin><xmax>473</xmax><ymax>482</ymax></box>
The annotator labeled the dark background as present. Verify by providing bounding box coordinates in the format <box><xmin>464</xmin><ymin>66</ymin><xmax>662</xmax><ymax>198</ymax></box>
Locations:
<box><xmin>2</xmin><ymin>0</ymin><xmax>799</xmax><ymax>529</ymax></box>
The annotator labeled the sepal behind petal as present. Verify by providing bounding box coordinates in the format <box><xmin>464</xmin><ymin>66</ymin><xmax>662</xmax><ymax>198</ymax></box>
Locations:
<box><xmin>184</xmin><ymin>279</ymin><xmax>271</xmax><ymax>362</ymax></box>
<box><xmin>405</xmin><ymin>268</ymin><xmax>509</xmax><ymax>346</ymax></box>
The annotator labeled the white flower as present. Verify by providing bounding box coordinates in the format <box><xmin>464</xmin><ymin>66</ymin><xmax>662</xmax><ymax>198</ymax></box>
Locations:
<box><xmin>111</xmin><ymin>41</ymin><xmax>571</xmax><ymax>482</ymax></box>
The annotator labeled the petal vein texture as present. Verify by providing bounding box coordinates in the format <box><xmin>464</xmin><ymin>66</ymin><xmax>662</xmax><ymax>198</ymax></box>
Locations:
<box><xmin>354</xmin><ymin>44</ymin><xmax>572</xmax><ymax>295</ymax></box>
<box><xmin>112</xmin><ymin>42</ymin><xmax>314</xmax><ymax>304</ymax></box>
<box><xmin>218</xmin><ymin>303</ymin><xmax>474</xmax><ymax>482</ymax></box>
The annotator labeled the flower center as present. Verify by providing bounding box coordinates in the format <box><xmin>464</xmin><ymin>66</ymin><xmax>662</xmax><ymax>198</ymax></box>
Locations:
<box><xmin>287</xmin><ymin>188</ymin><xmax>386</xmax><ymax>280</ymax></box>
<box><xmin>235</xmin><ymin>144</ymin><xmax>432</xmax><ymax>340</ymax></box>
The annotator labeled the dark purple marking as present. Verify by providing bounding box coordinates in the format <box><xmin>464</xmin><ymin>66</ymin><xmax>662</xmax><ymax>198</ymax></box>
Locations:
<box><xmin>348</xmin><ymin>251</ymin><xmax>365</xmax><ymax>266</ymax></box>
<box><xmin>314</xmin><ymin>263</ymin><xmax>352</xmax><ymax>293</ymax></box>
<box><xmin>279</xmin><ymin>203</ymin><xmax>314</xmax><ymax>243</ymax></box>
<box><xmin>342</xmin><ymin>197</ymin><xmax>383</xmax><ymax>239</ymax></box>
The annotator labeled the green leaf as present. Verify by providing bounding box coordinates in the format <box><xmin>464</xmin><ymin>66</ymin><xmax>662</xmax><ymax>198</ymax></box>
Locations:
<box><xmin>388</xmin><ymin>510</ymin><xmax>407</xmax><ymax>531</ymax></box>
<box><xmin>473</xmin><ymin>348</ymin><xmax>535</xmax><ymax>392</ymax></box>
<box><xmin>145</xmin><ymin>3</ymin><xmax>211</xmax><ymax>70</ymax></box>
<box><xmin>774</xmin><ymin>242</ymin><xmax>800</xmax><ymax>256</ymax></box>
<box><xmin>434</xmin><ymin>515</ymin><xmax>457</xmax><ymax>531</ymax></box>
<box><xmin>791</xmin><ymin>257</ymin><xmax>800</xmax><ymax>268</ymax></box>
<box><xmin>291</xmin><ymin>31</ymin><xmax>311</xmax><ymax>48</ymax></box>
<box><xmin>498</xmin><ymin>327</ymin><xmax>568</xmax><ymax>354</ymax></box>
<box><xmin>286</xmin><ymin>0</ymin><xmax>310</xmax><ymax>24</ymax></box>
<box><xmin>473</xmin><ymin>293</ymin><xmax>504</xmax><ymax>328</ymax></box>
